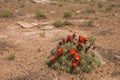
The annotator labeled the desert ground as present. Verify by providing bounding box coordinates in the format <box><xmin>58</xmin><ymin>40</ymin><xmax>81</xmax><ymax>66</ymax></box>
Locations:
<box><xmin>0</xmin><ymin>0</ymin><xmax>120</xmax><ymax>80</ymax></box>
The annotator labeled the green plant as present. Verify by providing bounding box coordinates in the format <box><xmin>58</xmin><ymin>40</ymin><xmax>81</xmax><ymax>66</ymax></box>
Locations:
<box><xmin>53</xmin><ymin>20</ymin><xmax>63</xmax><ymax>27</ymax></box>
<box><xmin>110</xmin><ymin>4</ymin><xmax>115</xmax><ymax>7</ymax></box>
<box><xmin>39</xmin><ymin>32</ymin><xmax>45</xmax><ymax>37</ymax></box>
<box><xmin>63</xmin><ymin>20</ymin><xmax>72</xmax><ymax>25</ymax></box>
<box><xmin>31</xmin><ymin>0</ymin><xmax>35</xmax><ymax>3</ymax></box>
<box><xmin>0</xmin><ymin>39</ymin><xmax>8</xmax><ymax>51</ymax></box>
<box><xmin>85</xmin><ymin>9</ymin><xmax>95</xmax><ymax>13</ymax></box>
<box><xmin>46</xmin><ymin>34</ymin><xmax>102</xmax><ymax>74</ymax></box>
<box><xmin>0</xmin><ymin>12</ymin><xmax>12</xmax><ymax>18</ymax></box>
<box><xmin>63</xmin><ymin>12</ymin><xmax>72</xmax><ymax>18</ymax></box>
<box><xmin>98</xmin><ymin>4</ymin><xmax>103</xmax><ymax>8</ymax></box>
<box><xmin>36</xmin><ymin>12</ymin><xmax>46</xmax><ymax>19</ymax></box>
<box><xmin>106</xmin><ymin>7</ymin><xmax>113</xmax><ymax>11</ymax></box>
<box><xmin>53</xmin><ymin>20</ymin><xmax>72</xmax><ymax>27</ymax></box>
<box><xmin>86</xmin><ymin>20</ymin><xmax>94</xmax><ymax>27</ymax></box>
<box><xmin>8</xmin><ymin>54</ymin><xmax>15</xmax><ymax>60</ymax></box>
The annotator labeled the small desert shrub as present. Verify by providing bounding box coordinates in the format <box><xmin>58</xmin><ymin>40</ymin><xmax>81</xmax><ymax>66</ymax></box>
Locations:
<box><xmin>46</xmin><ymin>34</ymin><xmax>102</xmax><ymax>74</ymax></box>
<box><xmin>8</xmin><ymin>54</ymin><xmax>15</xmax><ymax>60</ymax></box>
<box><xmin>63</xmin><ymin>20</ymin><xmax>72</xmax><ymax>25</ymax></box>
<box><xmin>86</xmin><ymin>20</ymin><xmax>94</xmax><ymax>27</ymax></box>
<box><xmin>110</xmin><ymin>4</ymin><xmax>115</xmax><ymax>7</ymax></box>
<box><xmin>98</xmin><ymin>4</ymin><xmax>103</xmax><ymax>8</ymax></box>
<box><xmin>0</xmin><ymin>12</ymin><xmax>12</xmax><ymax>18</ymax></box>
<box><xmin>53</xmin><ymin>20</ymin><xmax>63</xmax><ymax>27</ymax></box>
<box><xmin>106</xmin><ymin>7</ymin><xmax>113</xmax><ymax>11</ymax></box>
<box><xmin>0</xmin><ymin>39</ymin><xmax>8</xmax><ymax>50</ymax></box>
<box><xmin>39</xmin><ymin>32</ymin><xmax>45</xmax><ymax>37</ymax></box>
<box><xmin>85</xmin><ymin>9</ymin><xmax>95</xmax><ymax>13</ymax></box>
<box><xmin>63</xmin><ymin>12</ymin><xmax>72</xmax><ymax>18</ymax></box>
<box><xmin>31</xmin><ymin>0</ymin><xmax>35</xmax><ymax>3</ymax></box>
<box><xmin>36</xmin><ymin>12</ymin><xmax>46</xmax><ymax>19</ymax></box>
<box><xmin>53</xmin><ymin>20</ymin><xmax>72</xmax><ymax>27</ymax></box>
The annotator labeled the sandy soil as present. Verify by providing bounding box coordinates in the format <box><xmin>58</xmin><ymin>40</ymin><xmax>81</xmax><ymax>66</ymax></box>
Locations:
<box><xmin>0</xmin><ymin>0</ymin><xmax>120</xmax><ymax>80</ymax></box>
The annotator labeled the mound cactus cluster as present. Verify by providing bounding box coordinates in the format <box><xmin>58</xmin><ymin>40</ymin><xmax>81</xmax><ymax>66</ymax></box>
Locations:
<box><xmin>46</xmin><ymin>34</ymin><xmax>102</xmax><ymax>74</ymax></box>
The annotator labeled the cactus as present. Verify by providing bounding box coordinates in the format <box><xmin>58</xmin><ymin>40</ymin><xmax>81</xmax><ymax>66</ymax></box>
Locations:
<box><xmin>46</xmin><ymin>34</ymin><xmax>102</xmax><ymax>74</ymax></box>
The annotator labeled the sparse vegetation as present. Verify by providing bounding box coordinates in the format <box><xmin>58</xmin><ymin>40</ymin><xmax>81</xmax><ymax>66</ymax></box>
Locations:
<box><xmin>97</xmin><ymin>4</ymin><xmax>103</xmax><ymax>8</ymax></box>
<box><xmin>40</xmin><ymin>32</ymin><xmax>45</xmax><ymax>37</ymax></box>
<box><xmin>53</xmin><ymin>20</ymin><xmax>72</xmax><ymax>27</ymax></box>
<box><xmin>36</xmin><ymin>12</ymin><xmax>46</xmax><ymax>19</ymax></box>
<box><xmin>86</xmin><ymin>20</ymin><xmax>94</xmax><ymax>27</ymax></box>
<box><xmin>0</xmin><ymin>39</ymin><xmax>8</xmax><ymax>51</ymax></box>
<box><xmin>63</xmin><ymin>20</ymin><xmax>72</xmax><ymax>25</ymax></box>
<box><xmin>63</xmin><ymin>12</ymin><xmax>72</xmax><ymax>18</ymax></box>
<box><xmin>106</xmin><ymin>7</ymin><xmax>113</xmax><ymax>11</ymax></box>
<box><xmin>0</xmin><ymin>0</ymin><xmax>119</xmax><ymax>79</ymax></box>
<box><xmin>110</xmin><ymin>4</ymin><xmax>116</xmax><ymax>7</ymax></box>
<box><xmin>31</xmin><ymin>0</ymin><xmax>35</xmax><ymax>3</ymax></box>
<box><xmin>85</xmin><ymin>9</ymin><xmax>95</xmax><ymax>13</ymax></box>
<box><xmin>8</xmin><ymin>54</ymin><xmax>15</xmax><ymax>60</ymax></box>
<box><xmin>0</xmin><ymin>12</ymin><xmax>12</xmax><ymax>18</ymax></box>
<box><xmin>53</xmin><ymin>20</ymin><xmax>63</xmax><ymax>27</ymax></box>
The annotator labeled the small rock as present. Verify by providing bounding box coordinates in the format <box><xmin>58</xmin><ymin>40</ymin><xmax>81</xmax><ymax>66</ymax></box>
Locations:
<box><xmin>39</xmin><ymin>21</ymin><xmax>53</xmax><ymax>26</ymax></box>
<box><xmin>37</xmin><ymin>49</ymin><xmax>41</xmax><ymax>52</ymax></box>
<box><xmin>17</xmin><ymin>21</ymin><xmax>38</xmax><ymax>28</ymax></box>
<box><xmin>31</xmin><ymin>22</ymin><xmax>38</xmax><ymax>26</ymax></box>
<box><xmin>76</xmin><ymin>11</ymin><xmax>81</xmax><ymax>14</ymax></box>
<box><xmin>50</xmin><ymin>11</ymin><xmax>56</xmax><ymax>14</ymax></box>
<box><xmin>40</xmin><ymin>25</ymin><xmax>55</xmax><ymax>30</ymax></box>
<box><xmin>54</xmin><ymin>78</ymin><xmax>59</xmax><ymax>80</ymax></box>
<box><xmin>33</xmin><ymin>0</ymin><xmax>50</xmax><ymax>3</ymax></box>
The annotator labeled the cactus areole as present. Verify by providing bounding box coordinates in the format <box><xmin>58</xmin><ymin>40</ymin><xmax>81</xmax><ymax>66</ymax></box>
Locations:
<box><xmin>46</xmin><ymin>34</ymin><xmax>102</xmax><ymax>74</ymax></box>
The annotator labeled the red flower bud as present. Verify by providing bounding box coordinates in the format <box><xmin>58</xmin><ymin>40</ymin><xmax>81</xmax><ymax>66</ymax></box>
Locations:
<box><xmin>67</xmin><ymin>36</ymin><xmax>72</xmax><ymax>42</ymax></box>
<box><xmin>58</xmin><ymin>47</ymin><xmax>63</xmax><ymax>55</ymax></box>
<box><xmin>83</xmin><ymin>37</ymin><xmax>88</xmax><ymax>42</ymax></box>
<box><xmin>62</xmin><ymin>38</ymin><xmax>66</xmax><ymax>44</ymax></box>
<box><xmin>73</xmin><ymin>33</ymin><xmax>76</xmax><ymax>38</ymax></box>
<box><xmin>51</xmin><ymin>55</ymin><xmax>57</xmax><ymax>61</ymax></box>
<box><xmin>70</xmin><ymin>49</ymin><xmax>77</xmax><ymax>55</ymax></box>
<box><xmin>78</xmin><ymin>42</ymin><xmax>82</xmax><ymax>46</ymax></box>
<box><xmin>72</xmin><ymin>61</ymin><xmax>78</xmax><ymax>67</ymax></box>
<box><xmin>74</xmin><ymin>54</ymin><xmax>81</xmax><ymax>61</ymax></box>
<box><xmin>93</xmin><ymin>46</ymin><xmax>96</xmax><ymax>50</ymax></box>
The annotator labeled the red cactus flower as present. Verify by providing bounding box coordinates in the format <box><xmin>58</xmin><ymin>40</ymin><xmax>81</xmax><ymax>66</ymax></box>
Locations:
<box><xmin>79</xmin><ymin>36</ymin><xmax>84</xmax><ymax>42</ymax></box>
<box><xmin>58</xmin><ymin>47</ymin><xmax>63</xmax><ymax>55</ymax></box>
<box><xmin>62</xmin><ymin>38</ymin><xmax>66</xmax><ymax>44</ymax></box>
<box><xmin>72</xmin><ymin>61</ymin><xmax>78</xmax><ymax>67</ymax></box>
<box><xmin>51</xmin><ymin>55</ymin><xmax>57</xmax><ymax>61</ymax></box>
<box><xmin>67</xmin><ymin>36</ymin><xmax>72</xmax><ymax>42</ymax></box>
<box><xmin>73</xmin><ymin>33</ymin><xmax>76</xmax><ymax>38</ymax></box>
<box><xmin>83</xmin><ymin>37</ymin><xmax>88</xmax><ymax>42</ymax></box>
<box><xmin>78</xmin><ymin>42</ymin><xmax>82</xmax><ymax>46</ymax></box>
<box><xmin>74</xmin><ymin>54</ymin><xmax>81</xmax><ymax>61</ymax></box>
<box><xmin>70</xmin><ymin>49</ymin><xmax>77</xmax><ymax>55</ymax></box>
<box><xmin>79</xmin><ymin>36</ymin><xmax>88</xmax><ymax>42</ymax></box>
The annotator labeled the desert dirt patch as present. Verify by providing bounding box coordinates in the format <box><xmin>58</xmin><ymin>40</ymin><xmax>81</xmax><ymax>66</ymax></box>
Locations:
<box><xmin>0</xmin><ymin>0</ymin><xmax>120</xmax><ymax>80</ymax></box>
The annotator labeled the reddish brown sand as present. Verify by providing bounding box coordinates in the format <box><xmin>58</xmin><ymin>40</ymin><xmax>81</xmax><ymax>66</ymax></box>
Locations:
<box><xmin>0</xmin><ymin>0</ymin><xmax>120</xmax><ymax>80</ymax></box>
